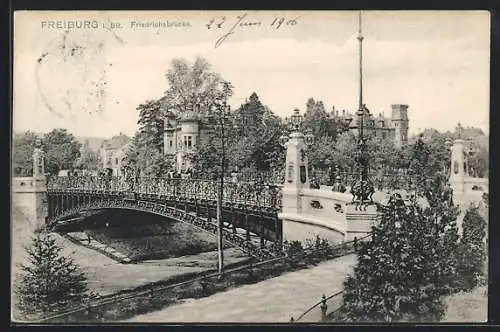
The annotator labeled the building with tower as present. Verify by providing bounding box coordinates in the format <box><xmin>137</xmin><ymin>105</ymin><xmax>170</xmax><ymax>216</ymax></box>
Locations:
<box><xmin>163</xmin><ymin>105</ymin><xmax>217</xmax><ymax>172</ymax></box>
<box><xmin>329</xmin><ymin>103</ymin><xmax>409</xmax><ymax>147</ymax></box>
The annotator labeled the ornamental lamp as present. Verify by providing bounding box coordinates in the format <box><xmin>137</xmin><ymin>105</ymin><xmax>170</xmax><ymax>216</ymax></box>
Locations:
<box><xmin>304</xmin><ymin>128</ymin><xmax>315</xmax><ymax>147</ymax></box>
<box><xmin>290</xmin><ymin>109</ymin><xmax>303</xmax><ymax>132</ymax></box>
<box><xmin>279</xmin><ymin>132</ymin><xmax>289</xmax><ymax>147</ymax></box>
<box><xmin>345</xmin><ymin>114</ymin><xmax>354</xmax><ymax>128</ymax></box>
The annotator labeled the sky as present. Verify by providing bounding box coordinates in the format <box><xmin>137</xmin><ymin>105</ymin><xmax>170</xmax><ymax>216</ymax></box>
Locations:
<box><xmin>13</xmin><ymin>11</ymin><xmax>490</xmax><ymax>138</ymax></box>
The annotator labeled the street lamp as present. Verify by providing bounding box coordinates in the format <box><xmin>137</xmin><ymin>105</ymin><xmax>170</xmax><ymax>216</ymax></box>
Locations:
<box><xmin>210</xmin><ymin>97</ymin><xmax>237</xmax><ymax>277</ymax></box>
<box><xmin>279</xmin><ymin>109</ymin><xmax>314</xmax><ymax>148</ymax></box>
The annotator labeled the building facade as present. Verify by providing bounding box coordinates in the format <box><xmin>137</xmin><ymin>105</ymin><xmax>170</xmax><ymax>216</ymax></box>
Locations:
<box><xmin>163</xmin><ymin>107</ymin><xmax>216</xmax><ymax>172</ymax></box>
<box><xmin>163</xmin><ymin>103</ymin><xmax>410</xmax><ymax>171</ymax></box>
<box><xmin>330</xmin><ymin>104</ymin><xmax>409</xmax><ymax>148</ymax></box>
<box><xmin>99</xmin><ymin>133</ymin><xmax>131</xmax><ymax>176</ymax></box>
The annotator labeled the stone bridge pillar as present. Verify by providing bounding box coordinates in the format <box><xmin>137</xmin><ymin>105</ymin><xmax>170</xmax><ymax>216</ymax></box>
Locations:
<box><xmin>281</xmin><ymin>131</ymin><xmax>310</xmax><ymax>215</ymax></box>
<box><xmin>12</xmin><ymin>140</ymin><xmax>48</xmax><ymax>231</ymax></box>
<box><xmin>450</xmin><ymin>138</ymin><xmax>465</xmax><ymax>195</ymax></box>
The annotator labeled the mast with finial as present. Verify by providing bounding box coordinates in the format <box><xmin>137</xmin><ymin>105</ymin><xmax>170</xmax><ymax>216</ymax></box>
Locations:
<box><xmin>351</xmin><ymin>10</ymin><xmax>374</xmax><ymax>208</ymax></box>
<box><xmin>357</xmin><ymin>10</ymin><xmax>364</xmax><ymax>111</ymax></box>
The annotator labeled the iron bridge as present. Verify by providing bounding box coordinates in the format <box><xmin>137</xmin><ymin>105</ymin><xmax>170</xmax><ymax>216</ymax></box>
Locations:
<box><xmin>46</xmin><ymin>176</ymin><xmax>283</xmax><ymax>261</ymax></box>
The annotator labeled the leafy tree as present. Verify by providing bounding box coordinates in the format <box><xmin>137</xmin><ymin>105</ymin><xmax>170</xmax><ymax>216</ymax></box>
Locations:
<box><xmin>467</xmin><ymin>145</ymin><xmax>488</xmax><ymax>178</ymax></box>
<box><xmin>163</xmin><ymin>57</ymin><xmax>233</xmax><ymax>115</ymax></box>
<box><xmin>331</xmin><ymin>132</ymin><xmax>357</xmax><ymax>170</ymax></box>
<box><xmin>339</xmin><ymin>196</ymin><xmax>448</xmax><ymax>322</ymax></box>
<box><xmin>302</xmin><ymin>98</ymin><xmax>336</xmax><ymax>137</ymax></box>
<box><xmin>366</xmin><ymin>136</ymin><xmax>400</xmax><ymax>171</ymax></box>
<box><xmin>15</xmin><ymin>231</ymin><xmax>92</xmax><ymax>318</ymax></box>
<box><xmin>306</xmin><ymin>135</ymin><xmax>337</xmax><ymax>169</ymax></box>
<box><xmin>192</xmin><ymin>93</ymin><xmax>284</xmax><ymax>173</ymax></box>
<box><xmin>42</xmin><ymin>129</ymin><xmax>81</xmax><ymax>175</ymax></box>
<box><xmin>457</xmin><ymin>205</ymin><xmax>487</xmax><ymax>290</ymax></box>
<box><xmin>13</xmin><ymin>131</ymin><xmax>39</xmax><ymax>177</ymax></box>
<box><xmin>340</xmin><ymin>170</ymin><xmax>461</xmax><ymax>322</ymax></box>
<box><xmin>75</xmin><ymin>142</ymin><xmax>101</xmax><ymax>171</ymax></box>
<box><xmin>122</xmin><ymin>133</ymin><xmax>171</xmax><ymax>178</ymax></box>
<box><xmin>137</xmin><ymin>99</ymin><xmax>164</xmax><ymax>154</ymax></box>
<box><xmin>422</xmin><ymin>171</ymin><xmax>461</xmax><ymax>294</ymax></box>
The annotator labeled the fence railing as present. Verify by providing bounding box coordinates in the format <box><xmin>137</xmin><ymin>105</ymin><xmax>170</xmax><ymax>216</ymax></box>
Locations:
<box><xmin>29</xmin><ymin>232</ymin><xmax>371</xmax><ymax>323</ymax></box>
<box><xmin>291</xmin><ymin>290</ymin><xmax>344</xmax><ymax>323</ymax></box>
<box><xmin>191</xmin><ymin>171</ymin><xmax>285</xmax><ymax>185</ymax></box>
<box><xmin>311</xmin><ymin>169</ymin><xmax>414</xmax><ymax>191</ymax></box>
<box><xmin>47</xmin><ymin>176</ymin><xmax>283</xmax><ymax>210</ymax></box>
<box><xmin>290</xmin><ymin>232</ymin><xmax>372</xmax><ymax>323</ymax></box>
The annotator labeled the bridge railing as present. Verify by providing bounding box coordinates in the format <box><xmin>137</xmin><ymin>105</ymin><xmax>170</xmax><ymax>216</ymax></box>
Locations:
<box><xmin>312</xmin><ymin>169</ymin><xmax>414</xmax><ymax>191</ymax></box>
<box><xmin>47</xmin><ymin>176</ymin><xmax>282</xmax><ymax>209</ymax></box>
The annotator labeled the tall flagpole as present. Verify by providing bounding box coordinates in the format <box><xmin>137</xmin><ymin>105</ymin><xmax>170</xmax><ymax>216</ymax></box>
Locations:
<box><xmin>358</xmin><ymin>11</ymin><xmax>364</xmax><ymax>111</ymax></box>
<box><xmin>351</xmin><ymin>10</ymin><xmax>374</xmax><ymax>207</ymax></box>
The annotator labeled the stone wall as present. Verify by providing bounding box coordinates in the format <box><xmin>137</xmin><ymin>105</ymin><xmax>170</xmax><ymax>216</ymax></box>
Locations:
<box><xmin>12</xmin><ymin>177</ymin><xmax>47</xmax><ymax>232</ymax></box>
<box><xmin>280</xmin><ymin>188</ymin><xmax>379</xmax><ymax>244</ymax></box>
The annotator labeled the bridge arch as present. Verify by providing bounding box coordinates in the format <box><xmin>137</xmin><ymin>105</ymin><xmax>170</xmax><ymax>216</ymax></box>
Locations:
<box><xmin>48</xmin><ymin>198</ymin><xmax>278</xmax><ymax>261</ymax></box>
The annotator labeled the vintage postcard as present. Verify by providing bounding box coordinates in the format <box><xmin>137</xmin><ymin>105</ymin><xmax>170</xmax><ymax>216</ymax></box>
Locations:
<box><xmin>12</xmin><ymin>10</ymin><xmax>490</xmax><ymax>323</ymax></box>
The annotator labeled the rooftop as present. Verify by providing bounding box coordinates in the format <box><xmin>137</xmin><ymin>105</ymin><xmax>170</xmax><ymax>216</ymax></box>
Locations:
<box><xmin>100</xmin><ymin>133</ymin><xmax>131</xmax><ymax>150</ymax></box>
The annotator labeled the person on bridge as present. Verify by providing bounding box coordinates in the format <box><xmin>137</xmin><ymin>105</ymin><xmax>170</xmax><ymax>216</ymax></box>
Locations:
<box><xmin>332</xmin><ymin>176</ymin><xmax>346</xmax><ymax>193</ymax></box>
<box><xmin>309</xmin><ymin>177</ymin><xmax>320</xmax><ymax>189</ymax></box>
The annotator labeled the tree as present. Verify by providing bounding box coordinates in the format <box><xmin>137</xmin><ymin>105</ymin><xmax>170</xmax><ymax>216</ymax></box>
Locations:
<box><xmin>136</xmin><ymin>99</ymin><xmax>164</xmax><ymax>154</ymax></box>
<box><xmin>306</xmin><ymin>135</ymin><xmax>337</xmax><ymax>169</ymax></box>
<box><xmin>15</xmin><ymin>231</ymin><xmax>91</xmax><ymax>318</ymax></box>
<box><xmin>339</xmin><ymin>169</ymin><xmax>461</xmax><ymax>322</ymax></box>
<box><xmin>192</xmin><ymin>93</ymin><xmax>284</xmax><ymax>173</ymax></box>
<box><xmin>302</xmin><ymin>98</ymin><xmax>343</xmax><ymax>138</ymax></box>
<box><xmin>75</xmin><ymin>143</ymin><xmax>101</xmax><ymax>171</ymax></box>
<box><xmin>121</xmin><ymin>133</ymin><xmax>171</xmax><ymax>178</ymax></box>
<box><xmin>331</xmin><ymin>132</ymin><xmax>357</xmax><ymax>170</ymax></box>
<box><xmin>339</xmin><ymin>196</ymin><xmax>448</xmax><ymax>322</ymax></box>
<box><xmin>42</xmin><ymin>129</ymin><xmax>81</xmax><ymax>175</ymax></box>
<box><xmin>13</xmin><ymin>131</ymin><xmax>39</xmax><ymax>177</ymax></box>
<box><xmin>457</xmin><ymin>205</ymin><xmax>487</xmax><ymax>290</ymax></box>
<box><xmin>163</xmin><ymin>57</ymin><xmax>233</xmax><ymax>114</ymax></box>
<box><xmin>422</xmin><ymin>171</ymin><xmax>461</xmax><ymax>294</ymax></box>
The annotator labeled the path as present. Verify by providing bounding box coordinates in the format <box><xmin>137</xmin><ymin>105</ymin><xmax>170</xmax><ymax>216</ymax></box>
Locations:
<box><xmin>127</xmin><ymin>254</ymin><xmax>357</xmax><ymax>323</ymax></box>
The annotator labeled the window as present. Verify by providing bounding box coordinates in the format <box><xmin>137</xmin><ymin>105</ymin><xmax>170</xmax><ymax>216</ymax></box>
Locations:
<box><xmin>187</xmin><ymin>136</ymin><xmax>192</xmax><ymax>147</ymax></box>
<box><xmin>169</xmin><ymin>140</ymin><xmax>173</xmax><ymax>147</ymax></box>
<box><xmin>382</xmin><ymin>132</ymin><xmax>387</xmax><ymax>139</ymax></box>
<box><xmin>115</xmin><ymin>158</ymin><xmax>118</xmax><ymax>165</ymax></box>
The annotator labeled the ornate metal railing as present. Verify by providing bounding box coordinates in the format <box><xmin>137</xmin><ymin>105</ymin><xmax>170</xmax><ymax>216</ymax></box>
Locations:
<box><xmin>311</xmin><ymin>169</ymin><xmax>413</xmax><ymax>191</ymax></box>
<box><xmin>49</xmin><ymin>198</ymin><xmax>279</xmax><ymax>261</ymax></box>
<box><xmin>191</xmin><ymin>171</ymin><xmax>285</xmax><ymax>185</ymax></box>
<box><xmin>47</xmin><ymin>176</ymin><xmax>283</xmax><ymax>210</ymax></box>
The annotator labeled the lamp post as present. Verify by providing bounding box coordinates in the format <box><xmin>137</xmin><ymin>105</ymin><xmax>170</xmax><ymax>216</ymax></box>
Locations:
<box><xmin>348</xmin><ymin>11</ymin><xmax>375</xmax><ymax>207</ymax></box>
<box><xmin>211</xmin><ymin>96</ymin><xmax>237</xmax><ymax>277</ymax></box>
<box><xmin>279</xmin><ymin>109</ymin><xmax>315</xmax><ymax>148</ymax></box>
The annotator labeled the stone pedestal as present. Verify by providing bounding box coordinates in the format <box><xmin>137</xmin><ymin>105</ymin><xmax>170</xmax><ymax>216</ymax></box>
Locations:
<box><xmin>283</xmin><ymin>132</ymin><xmax>310</xmax><ymax>191</ymax></box>
<box><xmin>450</xmin><ymin>139</ymin><xmax>465</xmax><ymax>195</ymax></box>
<box><xmin>12</xmin><ymin>141</ymin><xmax>48</xmax><ymax>232</ymax></box>
<box><xmin>344</xmin><ymin>204</ymin><xmax>379</xmax><ymax>241</ymax></box>
<box><xmin>281</xmin><ymin>131</ymin><xmax>311</xmax><ymax>241</ymax></box>
<box><xmin>12</xmin><ymin>176</ymin><xmax>48</xmax><ymax>232</ymax></box>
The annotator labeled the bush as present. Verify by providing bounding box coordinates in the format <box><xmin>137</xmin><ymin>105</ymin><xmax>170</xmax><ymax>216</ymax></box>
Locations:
<box><xmin>456</xmin><ymin>205</ymin><xmax>487</xmax><ymax>291</ymax></box>
<box><xmin>14</xmin><ymin>232</ymin><xmax>93</xmax><ymax>319</ymax></box>
<box><xmin>284</xmin><ymin>240</ymin><xmax>305</xmax><ymax>266</ymax></box>
<box><xmin>338</xmin><ymin>190</ymin><xmax>459</xmax><ymax>323</ymax></box>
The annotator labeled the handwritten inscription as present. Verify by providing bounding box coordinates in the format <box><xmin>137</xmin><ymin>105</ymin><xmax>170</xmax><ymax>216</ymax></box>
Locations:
<box><xmin>208</xmin><ymin>12</ymin><xmax>300</xmax><ymax>48</ymax></box>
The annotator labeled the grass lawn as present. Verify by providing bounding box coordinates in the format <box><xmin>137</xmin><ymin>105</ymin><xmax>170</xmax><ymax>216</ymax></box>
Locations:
<box><xmin>85</xmin><ymin>221</ymin><xmax>226</xmax><ymax>261</ymax></box>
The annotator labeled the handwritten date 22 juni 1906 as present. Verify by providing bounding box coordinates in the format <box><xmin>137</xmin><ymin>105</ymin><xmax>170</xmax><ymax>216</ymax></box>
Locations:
<box><xmin>207</xmin><ymin>12</ymin><xmax>300</xmax><ymax>48</ymax></box>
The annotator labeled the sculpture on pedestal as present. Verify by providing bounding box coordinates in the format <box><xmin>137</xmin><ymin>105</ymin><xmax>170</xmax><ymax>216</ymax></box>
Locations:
<box><xmin>32</xmin><ymin>139</ymin><xmax>45</xmax><ymax>178</ymax></box>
